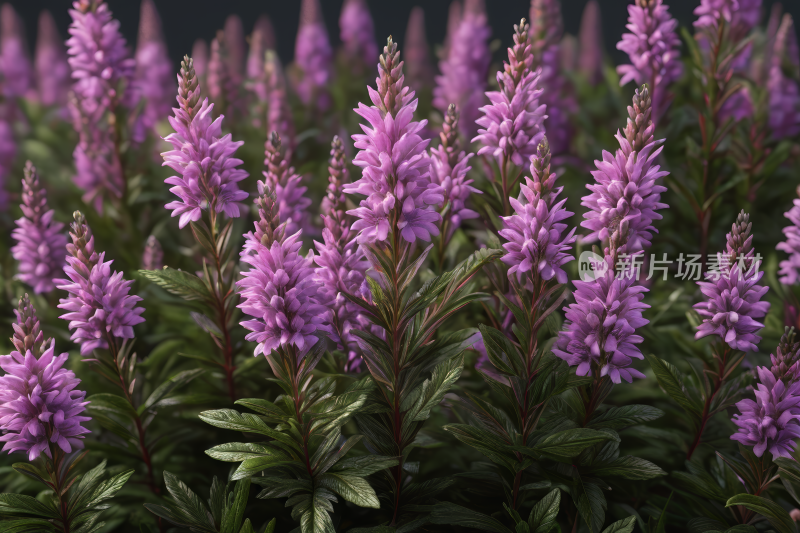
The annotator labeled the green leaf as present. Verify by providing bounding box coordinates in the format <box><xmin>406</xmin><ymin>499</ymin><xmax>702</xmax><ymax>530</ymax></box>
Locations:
<box><xmin>726</xmin><ymin>494</ymin><xmax>797</xmax><ymax>533</ymax></box>
<box><xmin>317</xmin><ymin>473</ymin><xmax>380</xmax><ymax>508</ymax></box>
<box><xmin>535</xmin><ymin>428</ymin><xmax>618</xmax><ymax>458</ymax></box>
<box><xmin>199</xmin><ymin>409</ymin><xmax>293</xmax><ymax>446</ymax></box>
<box><xmin>573</xmin><ymin>482</ymin><xmax>606</xmax><ymax>533</ymax></box>
<box><xmin>430</xmin><ymin>502</ymin><xmax>514</xmax><ymax>533</ymax></box>
<box><xmin>444</xmin><ymin>424</ymin><xmax>517</xmax><ymax>472</ymax></box>
<box><xmin>329</xmin><ymin>455</ymin><xmax>400</xmax><ymax>477</ymax></box>
<box><xmin>0</xmin><ymin>494</ymin><xmax>60</xmax><ymax>519</ymax></box>
<box><xmin>238</xmin><ymin>519</ymin><xmax>255</xmax><ymax>533</ymax></box>
<box><xmin>600</xmin><ymin>516</ymin><xmax>636</xmax><ymax>533</ymax></box>
<box><xmin>221</xmin><ymin>478</ymin><xmax>250</xmax><ymax>533</ymax></box>
<box><xmin>205</xmin><ymin>442</ymin><xmax>275</xmax><ymax>462</ymax></box>
<box><xmin>644</xmin><ymin>353</ymin><xmax>702</xmax><ymax>416</ymax></box>
<box><xmin>528</xmin><ymin>488</ymin><xmax>560</xmax><ymax>533</ymax></box>
<box><xmin>144</xmin><ymin>471</ymin><xmax>214</xmax><ymax>532</ymax></box>
<box><xmin>587</xmin><ymin>405</ymin><xmax>664</xmax><ymax>430</ymax></box>
<box><xmin>140</xmin><ymin>369</ymin><xmax>205</xmax><ymax>413</ymax></box>
<box><xmin>85</xmin><ymin>393</ymin><xmax>137</xmax><ymax>419</ymax></box>
<box><xmin>0</xmin><ymin>519</ymin><xmax>57</xmax><ymax>532</ymax></box>
<box><xmin>138</xmin><ymin>267</ymin><xmax>212</xmax><ymax>302</ymax></box>
<box><xmin>232</xmin><ymin>453</ymin><xmax>296</xmax><ymax>480</ymax></box>
<box><xmin>297</xmin><ymin>490</ymin><xmax>337</xmax><ymax>533</ymax></box>
<box><xmin>406</xmin><ymin>355</ymin><xmax>463</xmax><ymax>422</ymax></box>
<box><xmin>589</xmin><ymin>456</ymin><xmax>666</xmax><ymax>480</ymax></box>
<box><xmin>262</xmin><ymin>518</ymin><xmax>277</xmax><ymax>533</ymax></box>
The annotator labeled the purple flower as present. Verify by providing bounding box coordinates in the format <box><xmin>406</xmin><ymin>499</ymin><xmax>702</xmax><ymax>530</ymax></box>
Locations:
<box><xmin>731</xmin><ymin>367</ymin><xmax>800</xmax><ymax>459</ymax></box>
<box><xmin>694</xmin><ymin>212</ymin><xmax>770</xmax><ymax>352</ymax></box>
<box><xmin>433</xmin><ymin>0</ymin><xmax>491</xmax><ymax>138</ymax></box>
<box><xmin>11</xmin><ymin>162</ymin><xmax>67</xmax><ymax>294</ymax></box>
<box><xmin>617</xmin><ymin>0</ymin><xmax>683</xmax><ymax>122</ymax></box>
<box><xmin>345</xmin><ymin>37</ymin><xmax>443</xmax><ymax>245</ymax></box>
<box><xmin>207</xmin><ymin>32</ymin><xmax>238</xmax><ymax>116</ymax></box>
<box><xmin>0</xmin><ymin>118</ymin><xmax>15</xmax><ymax>210</ymax></box>
<box><xmin>132</xmin><ymin>0</ymin><xmax>174</xmax><ymax>142</ymax></box>
<box><xmin>192</xmin><ymin>39</ymin><xmax>208</xmax><ymax>93</ymax></box>
<box><xmin>35</xmin><ymin>10</ymin><xmax>70</xmax><ymax>108</ymax></box>
<box><xmin>0</xmin><ymin>4</ymin><xmax>33</xmax><ymax>100</ymax></box>
<box><xmin>55</xmin><ymin>212</ymin><xmax>146</xmax><ymax>355</ymax></box>
<box><xmin>223</xmin><ymin>15</ymin><xmax>246</xmax><ymax>87</ymax></box>
<box><xmin>162</xmin><ymin>56</ymin><xmax>249</xmax><ymax>229</ymax></box>
<box><xmin>769</xmin><ymin>328</ymin><xmax>800</xmax><ymax>384</ymax></box>
<box><xmin>431</xmin><ymin>104</ymin><xmax>480</xmax><ymax>241</ymax></box>
<box><xmin>0</xmin><ymin>297</ymin><xmax>91</xmax><ymax>461</ymax></box>
<box><xmin>245</xmin><ymin>16</ymin><xmax>276</xmax><ymax>105</ymax></box>
<box><xmin>553</xmin><ymin>255</ymin><xmax>649</xmax><ymax>384</ymax></box>
<box><xmin>264</xmin><ymin>52</ymin><xmax>295</xmax><ymax>154</ymax></box>
<box><xmin>693</xmin><ymin>0</ymin><xmax>761</xmax><ymax>35</ymax></box>
<box><xmin>293</xmin><ymin>0</ymin><xmax>333</xmax><ymax>111</ymax></box>
<box><xmin>500</xmin><ymin>138</ymin><xmax>576</xmax><ymax>286</ymax></box>
<box><xmin>262</xmin><ymin>133</ymin><xmax>311</xmax><ymax>237</ymax></box>
<box><xmin>142</xmin><ymin>235</ymin><xmax>163</xmax><ymax>271</ymax></box>
<box><xmin>474</xmin><ymin>19</ymin><xmax>547</xmax><ymax>167</ymax></box>
<box><xmin>581</xmin><ymin>86</ymin><xmax>668</xmax><ymax>254</ymax></box>
<box><xmin>578</xmin><ymin>0</ymin><xmax>604</xmax><ymax>85</ymax></box>
<box><xmin>530</xmin><ymin>0</ymin><xmax>575</xmax><ymax>155</ymax></box>
<box><xmin>403</xmin><ymin>7</ymin><xmax>434</xmax><ymax>91</ymax></box>
<box><xmin>778</xmin><ymin>195</ymin><xmax>800</xmax><ymax>285</ymax></box>
<box><xmin>768</xmin><ymin>14</ymin><xmax>800</xmax><ymax>140</ymax></box>
<box><xmin>238</xmin><ymin>229</ymin><xmax>331</xmax><ymax>356</ymax></box>
<box><xmin>339</xmin><ymin>0</ymin><xmax>377</xmax><ymax>68</ymax></box>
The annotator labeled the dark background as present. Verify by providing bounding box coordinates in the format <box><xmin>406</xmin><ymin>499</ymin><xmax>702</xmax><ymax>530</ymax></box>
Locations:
<box><xmin>7</xmin><ymin>0</ymin><xmax>800</xmax><ymax>72</ymax></box>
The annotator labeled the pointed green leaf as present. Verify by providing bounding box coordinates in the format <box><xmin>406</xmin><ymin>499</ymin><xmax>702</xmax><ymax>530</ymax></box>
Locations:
<box><xmin>587</xmin><ymin>405</ymin><xmax>664</xmax><ymax>430</ymax></box>
<box><xmin>644</xmin><ymin>353</ymin><xmax>702</xmax><ymax>416</ymax></box>
<box><xmin>138</xmin><ymin>267</ymin><xmax>212</xmax><ymax>302</ymax></box>
<box><xmin>205</xmin><ymin>442</ymin><xmax>275</xmax><ymax>462</ymax></box>
<box><xmin>589</xmin><ymin>456</ymin><xmax>666</xmax><ymax>480</ymax></box>
<box><xmin>140</xmin><ymin>369</ymin><xmax>205</xmax><ymax>413</ymax></box>
<box><xmin>528</xmin><ymin>488</ymin><xmax>560</xmax><ymax>533</ymax></box>
<box><xmin>317</xmin><ymin>473</ymin><xmax>380</xmax><ymax>508</ymax></box>
<box><xmin>535</xmin><ymin>428</ymin><xmax>618</xmax><ymax>458</ymax></box>
<box><xmin>221</xmin><ymin>478</ymin><xmax>250</xmax><ymax>533</ymax></box>
<box><xmin>600</xmin><ymin>516</ymin><xmax>636</xmax><ymax>533</ymax></box>
<box><xmin>430</xmin><ymin>502</ymin><xmax>513</xmax><ymax>533</ymax></box>
<box><xmin>726</xmin><ymin>494</ymin><xmax>797</xmax><ymax>533</ymax></box>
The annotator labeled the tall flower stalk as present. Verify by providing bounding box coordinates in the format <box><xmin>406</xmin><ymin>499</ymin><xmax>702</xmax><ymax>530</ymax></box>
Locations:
<box><xmin>293</xmin><ymin>0</ymin><xmax>333</xmax><ymax>112</ymax></box>
<box><xmin>261</xmin><ymin>132</ymin><xmax>311</xmax><ymax>236</ymax></box>
<box><xmin>35</xmin><ymin>10</ymin><xmax>70</xmax><ymax>109</ymax></box>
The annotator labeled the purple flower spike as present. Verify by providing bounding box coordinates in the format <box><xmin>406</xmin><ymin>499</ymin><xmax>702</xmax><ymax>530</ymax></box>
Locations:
<box><xmin>0</xmin><ymin>4</ymin><xmax>33</xmax><ymax>100</ymax></box>
<box><xmin>617</xmin><ymin>0</ymin><xmax>682</xmax><ymax>122</ymax></box>
<box><xmin>499</xmin><ymin>137</ymin><xmax>576</xmax><ymax>286</ymax></box>
<box><xmin>474</xmin><ymin>18</ymin><xmax>547</xmax><ymax>167</ymax></box>
<box><xmin>245</xmin><ymin>16</ymin><xmax>277</xmax><ymax>105</ymax></box>
<box><xmin>694</xmin><ymin>211</ymin><xmax>770</xmax><ymax>352</ymax></box>
<box><xmin>293</xmin><ymin>0</ymin><xmax>333</xmax><ymax>111</ymax></box>
<box><xmin>431</xmin><ymin>104</ymin><xmax>481</xmax><ymax>241</ymax></box>
<box><xmin>238</xmin><ymin>228</ymin><xmax>331</xmax><ymax>356</ymax></box>
<box><xmin>581</xmin><ymin>86</ymin><xmax>669</xmax><ymax>254</ymax></box>
<box><xmin>345</xmin><ymin>37</ymin><xmax>443</xmax><ymax>245</ymax></box>
<box><xmin>530</xmin><ymin>0</ymin><xmax>575</xmax><ymax>154</ymax></box>
<box><xmin>142</xmin><ymin>235</ymin><xmax>163</xmax><ymax>271</ymax></box>
<box><xmin>35</xmin><ymin>10</ymin><xmax>70</xmax><ymax>108</ymax></box>
<box><xmin>433</xmin><ymin>0</ymin><xmax>491</xmax><ymax>138</ymax></box>
<box><xmin>0</xmin><ymin>118</ymin><xmax>15</xmax><ymax>210</ymax></box>
<box><xmin>403</xmin><ymin>7</ymin><xmax>434</xmax><ymax>91</ymax></box>
<box><xmin>769</xmin><ymin>328</ymin><xmax>800</xmax><ymax>384</ymax></box>
<box><xmin>162</xmin><ymin>56</ymin><xmax>249</xmax><ymax>229</ymax></box>
<box><xmin>132</xmin><ymin>0</ymin><xmax>174</xmax><ymax>142</ymax></box>
<box><xmin>207</xmin><ymin>32</ymin><xmax>238</xmax><ymax>115</ymax></box>
<box><xmin>55</xmin><ymin>212</ymin><xmax>146</xmax><ymax>355</ymax></box>
<box><xmin>192</xmin><ymin>39</ymin><xmax>208</xmax><ymax>92</ymax></box>
<box><xmin>265</xmin><ymin>51</ymin><xmax>295</xmax><ymax>153</ymax></box>
<box><xmin>12</xmin><ymin>162</ymin><xmax>67</xmax><ymax>294</ymax></box>
<box><xmin>224</xmin><ymin>14</ymin><xmax>246</xmax><ymax>86</ymax></box>
<box><xmin>340</xmin><ymin>0</ymin><xmax>378</xmax><ymax>68</ymax></box>
<box><xmin>778</xmin><ymin>190</ymin><xmax>800</xmax><ymax>285</ymax></box>
<box><xmin>693</xmin><ymin>0</ymin><xmax>761</xmax><ymax>35</ymax></box>
<box><xmin>0</xmin><ymin>296</ymin><xmax>91</xmax><ymax>461</ymax></box>
<box><xmin>262</xmin><ymin>132</ymin><xmax>311</xmax><ymax>237</ymax></box>
<box><xmin>768</xmin><ymin>14</ymin><xmax>800</xmax><ymax>140</ymax></box>
<box><xmin>441</xmin><ymin>1</ymin><xmax>463</xmax><ymax>61</ymax></box>
<box><xmin>731</xmin><ymin>367</ymin><xmax>800</xmax><ymax>459</ymax></box>
<box><xmin>578</xmin><ymin>0</ymin><xmax>604</xmax><ymax>85</ymax></box>
<box><xmin>553</xmin><ymin>255</ymin><xmax>649</xmax><ymax>384</ymax></box>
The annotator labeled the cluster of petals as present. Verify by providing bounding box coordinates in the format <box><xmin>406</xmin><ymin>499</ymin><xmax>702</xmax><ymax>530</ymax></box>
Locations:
<box><xmin>238</xmin><ymin>230</ymin><xmax>331</xmax><ymax>356</ymax></box>
<box><xmin>616</xmin><ymin>0</ymin><xmax>683</xmax><ymax>121</ymax></box>
<box><xmin>35</xmin><ymin>11</ymin><xmax>71</xmax><ymax>109</ymax></box>
<box><xmin>429</xmin><ymin>146</ymin><xmax>480</xmax><ymax>240</ymax></box>
<box><xmin>0</xmin><ymin>340</ymin><xmax>91</xmax><ymax>461</ymax></box>
<box><xmin>162</xmin><ymin>98</ymin><xmax>249</xmax><ymax>228</ymax></box>
<box><xmin>694</xmin><ymin>253</ymin><xmax>770</xmax><ymax>352</ymax></box>
<box><xmin>768</xmin><ymin>15</ymin><xmax>800</xmax><ymax>140</ymax></box>
<box><xmin>339</xmin><ymin>0</ymin><xmax>378</xmax><ymax>68</ymax></box>
<box><xmin>731</xmin><ymin>367</ymin><xmax>800</xmax><ymax>459</ymax></box>
<box><xmin>693</xmin><ymin>0</ymin><xmax>761</xmax><ymax>34</ymax></box>
<box><xmin>0</xmin><ymin>4</ymin><xmax>33</xmax><ymax>100</ymax></box>
<box><xmin>553</xmin><ymin>257</ymin><xmax>649</xmax><ymax>383</ymax></box>
<box><xmin>293</xmin><ymin>0</ymin><xmax>333</xmax><ymax>111</ymax></box>
<box><xmin>778</xmin><ymin>197</ymin><xmax>800</xmax><ymax>285</ymax></box>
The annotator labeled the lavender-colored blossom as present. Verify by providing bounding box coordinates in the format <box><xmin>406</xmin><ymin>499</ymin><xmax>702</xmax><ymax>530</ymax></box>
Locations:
<box><xmin>264</xmin><ymin>52</ymin><xmax>295</xmax><ymax>153</ymax></box>
<box><xmin>162</xmin><ymin>56</ymin><xmax>249</xmax><ymax>228</ymax></box>
<box><xmin>142</xmin><ymin>235</ymin><xmax>163</xmax><ymax>271</ymax></box>
<box><xmin>474</xmin><ymin>18</ymin><xmax>547</xmax><ymax>167</ymax></box>
<box><xmin>778</xmin><ymin>193</ymin><xmax>800</xmax><ymax>285</ymax></box>
<box><xmin>245</xmin><ymin>16</ymin><xmax>276</xmax><ymax>105</ymax></box>
<box><xmin>0</xmin><ymin>4</ymin><xmax>33</xmax><ymax>99</ymax></box>
<box><xmin>0</xmin><ymin>296</ymin><xmax>91</xmax><ymax>461</ymax></box>
<box><xmin>339</xmin><ymin>0</ymin><xmax>377</xmax><ymax>68</ymax></box>
<box><xmin>345</xmin><ymin>37</ymin><xmax>444</xmax><ymax>245</ymax></box>
<box><xmin>731</xmin><ymin>367</ymin><xmax>800</xmax><ymax>458</ymax></box>
<box><xmin>500</xmin><ymin>137</ymin><xmax>576</xmax><ymax>286</ymax></box>
<box><xmin>11</xmin><ymin>162</ymin><xmax>67</xmax><ymax>294</ymax></box>
<box><xmin>617</xmin><ymin>0</ymin><xmax>682</xmax><ymax>121</ymax></box>
<box><xmin>0</xmin><ymin>117</ymin><xmax>15</xmax><ymax>210</ymax></box>
<box><xmin>769</xmin><ymin>327</ymin><xmax>800</xmax><ymax>384</ymax></box>
<box><xmin>581</xmin><ymin>86</ymin><xmax>668</xmax><ymax>254</ymax></box>
<box><xmin>55</xmin><ymin>212</ymin><xmax>145</xmax><ymax>355</ymax></box>
<box><xmin>441</xmin><ymin>0</ymin><xmax>463</xmax><ymax>61</ymax></box>
<box><xmin>553</xmin><ymin>255</ymin><xmax>649</xmax><ymax>383</ymax></box>
<box><xmin>768</xmin><ymin>14</ymin><xmax>800</xmax><ymax>140</ymax></box>
<box><xmin>404</xmin><ymin>7</ymin><xmax>434</xmax><ymax>91</ymax></box>
<box><xmin>192</xmin><ymin>39</ymin><xmax>208</xmax><ymax>94</ymax></box>
<box><xmin>132</xmin><ymin>0</ymin><xmax>174</xmax><ymax>142</ymax></box>
<box><xmin>560</xmin><ymin>34</ymin><xmax>578</xmax><ymax>72</ymax></box>
<box><xmin>238</xmin><ymin>228</ymin><xmax>330</xmax><ymax>356</ymax></box>
<box><xmin>293</xmin><ymin>0</ymin><xmax>333</xmax><ymax>111</ymax></box>
<box><xmin>693</xmin><ymin>0</ymin><xmax>761</xmax><ymax>35</ymax></box>
<box><xmin>207</xmin><ymin>32</ymin><xmax>238</xmax><ymax>115</ymax></box>
<box><xmin>223</xmin><ymin>15</ymin><xmax>246</xmax><ymax>85</ymax></box>
<box><xmin>433</xmin><ymin>0</ymin><xmax>491</xmax><ymax>138</ymax></box>
<box><xmin>262</xmin><ymin>132</ymin><xmax>311</xmax><ymax>237</ymax></box>
<box><xmin>578</xmin><ymin>0</ymin><xmax>604</xmax><ymax>85</ymax></box>
<box><xmin>694</xmin><ymin>212</ymin><xmax>770</xmax><ymax>352</ymax></box>
<box><xmin>431</xmin><ymin>104</ymin><xmax>481</xmax><ymax>241</ymax></box>
<box><xmin>530</xmin><ymin>0</ymin><xmax>574</xmax><ymax>154</ymax></box>
<box><xmin>35</xmin><ymin>10</ymin><xmax>70</xmax><ymax>108</ymax></box>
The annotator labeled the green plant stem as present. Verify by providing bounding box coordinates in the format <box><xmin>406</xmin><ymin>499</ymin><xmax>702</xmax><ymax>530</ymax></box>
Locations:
<box><xmin>207</xmin><ymin>210</ymin><xmax>237</xmax><ymax>402</ymax></box>
<box><xmin>686</xmin><ymin>345</ymin><xmax>732</xmax><ymax>460</ymax></box>
<box><xmin>389</xmin><ymin>224</ymin><xmax>404</xmax><ymax>526</ymax></box>
<box><xmin>47</xmin><ymin>444</ymin><xmax>71</xmax><ymax>533</ymax></box>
